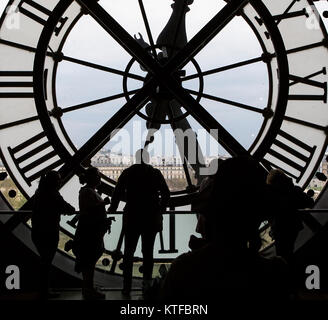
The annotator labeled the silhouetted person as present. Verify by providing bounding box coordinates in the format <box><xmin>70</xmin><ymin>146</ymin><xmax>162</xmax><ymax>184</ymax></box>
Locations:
<box><xmin>73</xmin><ymin>167</ymin><xmax>111</xmax><ymax>300</ymax></box>
<box><xmin>109</xmin><ymin>149</ymin><xmax>170</xmax><ymax>296</ymax></box>
<box><xmin>190</xmin><ymin>158</ymin><xmax>223</xmax><ymax>250</ymax></box>
<box><xmin>160</xmin><ymin>157</ymin><xmax>290</xmax><ymax>303</ymax></box>
<box><xmin>266</xmin><ymin>169</ymin><xmax>314</xmax><ymax>261</ymax></box>
<box><xmin>31</xmin><ymin>171</ymin><xmax>75</xmax><ymax>298</ymax></box>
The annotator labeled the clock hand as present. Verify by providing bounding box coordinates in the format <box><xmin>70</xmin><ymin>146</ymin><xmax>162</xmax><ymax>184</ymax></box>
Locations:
<box><xmin>134</xmin><ymin>33</ymin><xmax>150</xmax><ymax>72</ymax></box>
<box><xmin>155</xmin><ymin>0</ymin><xmax>207</xmax><ymax>184</ymax></box>
<box><xmin>5</xmin><ymin>0</ymin><xmax>250</xmax><ymax>230</ymax></box>
<box><xmin>168</xmin><ymin>100</ymin><xmax>206</xmax><ymax>184</ymax></box>
<box><xmin>141</xmin><ymin>0</ymin><xmax>192</xmax><ymax>147</ymax></box>
<box><xmin>134</xmin><ymin>32</ymin><xmax>149</xmax><ymax>49</ymax></box>
<box><xmin>76</xmin><ymin>0</ymin><xmax>247</xmax><ymax>156</ymax></box>
<box><xmin>157</xmin><ymin>0</ymin><xmax>193</xmax><ymax>59</ymax></box>
<box><xmin>166</xmin><ymin>0</ymin><xmax>249</xmax><ymax>70</ymax></box>
<box><xmin>77</xmin><ymin>0</ymin><xmax>249</xmax><ymax>80</ymax></box>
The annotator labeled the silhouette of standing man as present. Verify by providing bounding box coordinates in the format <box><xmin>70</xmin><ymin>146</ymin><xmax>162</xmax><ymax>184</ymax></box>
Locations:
<box><xmin>109</xmin><ymin>149</ymin><xmax>170</xmax><ymax>296</ymax></box>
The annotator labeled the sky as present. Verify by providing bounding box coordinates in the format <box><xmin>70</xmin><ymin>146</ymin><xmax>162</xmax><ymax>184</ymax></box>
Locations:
<box><xmin>0</xmin><ymin>0</ymin><xmax>328</xmax><ymax>158</ymax></box>
<box><xmin>55</xmin><ymin>0</ymin><xmax>267</xmax><ymax>158</ymax></box>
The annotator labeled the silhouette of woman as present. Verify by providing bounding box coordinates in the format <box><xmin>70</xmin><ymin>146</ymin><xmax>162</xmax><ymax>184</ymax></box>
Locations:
<box><xmin>31</xmin><ymin>170</ymin><xmax>75</xmax><ymax>298</ymax></box>
<box><xmin>73</xmin><ymin>167</ymin><xmax>110</xmax><ymax>300</ymax></box>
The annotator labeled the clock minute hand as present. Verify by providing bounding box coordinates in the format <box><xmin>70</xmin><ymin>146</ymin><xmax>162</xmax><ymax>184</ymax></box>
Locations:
<box><xmin>76</xmin><ymin>0</ymin><xmax>248</xmax><ymax>82</ymax></box>
<box><xmin>156</xmin><ymin>0</ymin><xmax>193</xmax><ymax>59</ymax></box>
<box><xmin>167</xmin><ymin>0</ymin><xmax>249</xmax><ymax>70</ymax></box>
<box><xmin>63</xmin><ymin>0</ymin><xmax>246</xmax><ymax>173</ymax></box>
<box><xmin>156</xmin><ymin>1</ymin><xmax>206</xmax><ymax>183</ymax></box>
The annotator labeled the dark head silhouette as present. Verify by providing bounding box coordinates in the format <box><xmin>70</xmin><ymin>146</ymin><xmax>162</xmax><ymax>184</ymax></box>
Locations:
<box><xmin>79</xmin><ymin>167</ymin><xmax>101</xmax><ymax>188</ymax></box>
<box><xmin>38</xmin><ymin>171</ymin><xmax>61</xmax><ymax>193</ymax></box>
<box><xmin>210</xmin><ymin>156</ymin><xmax>267</xmax><ymax>251</ymax></box>
<box><xmin>267</xmin><ymin>168</ymin><xmax>293</xmax><ymax>189</ymax></box>
<box><xmin>135</xmin><ymin>148</ymin><xmax>150</xmax><ymax>164</ymax></box>
<box><xmin>160</xmin><ymin>156</ymin><xmax>290</xmax><ymax>303</ymax></box>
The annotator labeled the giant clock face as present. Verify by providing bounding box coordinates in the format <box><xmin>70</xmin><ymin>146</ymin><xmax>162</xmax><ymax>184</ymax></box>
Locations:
<box><xmin>0</xmin><ymin>0</ymin><xmax>327</xmax><ymax>277</ymax></box>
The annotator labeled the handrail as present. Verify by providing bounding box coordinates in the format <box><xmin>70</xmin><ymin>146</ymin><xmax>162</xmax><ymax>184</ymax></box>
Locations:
<box><xmin>0</xmin><ymin>210</ymin><xmax>196</xmax><ymax>215</ymax></box>
<box><xmin>0</xmin><ymin>209</ymin><xmax>327</xmax><ymax>215</ymax></box>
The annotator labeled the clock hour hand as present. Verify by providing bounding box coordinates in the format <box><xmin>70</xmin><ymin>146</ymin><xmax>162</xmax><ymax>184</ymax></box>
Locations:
<box><xmin>61</xmin><ymin>0</ymin><xmax>248</xmax><ymax>174</ymax></box>
<box><xmin>144</xmin><ymin>98</ymin><xmax>167</xmax><ymax>148</ymax></box>
<box><xmin>134</xmin><ymin>32</ymin><xmax>149</xmax><ymax>49</ymax></box>
<box><xmin>168</xmin><ymin>100</ymin><xmax>206</xmax><ymax>184</ymax></box>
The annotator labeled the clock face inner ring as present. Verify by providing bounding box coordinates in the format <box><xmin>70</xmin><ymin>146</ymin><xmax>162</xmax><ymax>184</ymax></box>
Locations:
<box><xmin>122</xmin><ymin>45</ymin><xmax>204</xmax><ymax>125</ymax></box>
<box><xmin>33</xmin><ymin>0</ymin><xmax>288</xmax><ymax>188</ymax></box>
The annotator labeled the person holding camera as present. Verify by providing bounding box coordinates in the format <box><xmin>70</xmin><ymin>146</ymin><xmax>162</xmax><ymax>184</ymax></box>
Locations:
<box><xmin>73</xmin><ymin>167</ymin><xmax>112</xmax><ymax>300</ymax></box>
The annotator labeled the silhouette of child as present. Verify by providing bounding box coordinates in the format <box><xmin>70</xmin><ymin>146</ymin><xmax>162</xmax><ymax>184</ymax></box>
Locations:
<box><xmin>31</xmin><ymin>170</ymin><xmax>75</xmax><ymax>298</ymax></box>
<box><xmin>73</xmin><ymin>167</ymin><xmax>111</xmax><ymax>300</ymax></box>
<box><xmin>266</xmin><ymin>169</ymin><xmax>314</xmax><ymax>261</ymax></box>
<box><xmin>160</xmin><ymin>157</ymin><xmax>290</xmax><ymax>303</ymax></box>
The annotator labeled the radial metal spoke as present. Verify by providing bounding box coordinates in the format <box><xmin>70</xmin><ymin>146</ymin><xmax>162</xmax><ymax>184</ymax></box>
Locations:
<box><xmin>0</xmin><ymin>38</ymin><xmax>145</xmax><ymax>81</ymax></box>
<box><xmin>62</xmin><ymin>89</ymin><xmax>140</xmax><ymax>114</ymax></box>
<box><xmin>61</xmin><ymin>55</ymin><xmax>145</xmax><ymax>81</ymax></box>
<box><xmin>76</xmin><ymin>0</ymin><xmax>249</xmax><ymax>79</ymax></box>
<box><xmin>187</xmin><ymin>89</ymin><xmax>265</xmax><ymax>114</ymax></box>
<box><xmin>57</xmin><ymin>82</ymin><xmax>154</xmax><ymax>184</ymax></box>
<box><xmin>0</xmin><ymin>116</ymin><xmax>39</xmax><ymax>130</ymax></box>
<box><xmin>182</xmin><ymin>56</ymin><xmax>264</xmax><ymax>82</ymax></box>
<box><xmin>75</xmin><ymin>0</ymin><xmax>248</xmax><ymax>157</ymax></box>
<box><xmin>138</xmin><ymin>0</ymin><xmax>157</xmax><ymax>59</ymax></box>
<box><xmin>177</xmin><ymin>91</ymin><xmax>247</xmax><ymax>156</ymax></box>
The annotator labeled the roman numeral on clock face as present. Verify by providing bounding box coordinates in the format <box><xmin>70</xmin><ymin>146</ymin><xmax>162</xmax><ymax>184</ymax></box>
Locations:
<box><xmin>273</xmin><ymin>0</ymin><xmax>308</xmax><ymax>25</ymax></box>
<box><xmin>255</xmin><ymin>0</ymin><xmax>308</xmax><ymax>26</ymax></box>
<box><xmin>263</xmin><ymin>129</ymin><xmax>316</xmax><ymax>182</ymax></box>
<box><xmin>273</xmin><ymin>8</ymin><xmax>308</xmax><ymax>25</ymax></box>
<box><xmin>8</xmin><ymin>131</ymin><xmax>64</xmax><ymax>186</ymax></box>
<box><xmin>0</xmin><ymin>71</ymin><xmax>33</xmax><ymax>98</ymax></box>
<box><xmin>18</xmin><ymin>0</ymin><xmax>68</xmax><ymax>36</ymax></box>
<box><xmin>289</xmin><ymin>68</ymin><xmax>327</xmax><ymax>103</ymax></box>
